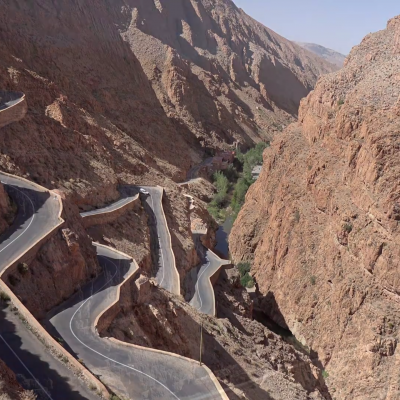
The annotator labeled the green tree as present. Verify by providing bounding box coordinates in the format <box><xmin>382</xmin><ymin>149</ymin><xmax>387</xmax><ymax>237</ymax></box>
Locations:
<box><xmin>213</xmin><ymin>171</ymin><xmax>229</xmax><ymax>197</ymax></box>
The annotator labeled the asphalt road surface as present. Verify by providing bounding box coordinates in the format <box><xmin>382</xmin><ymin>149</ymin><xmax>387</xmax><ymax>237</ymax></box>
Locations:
<box><xmin>141</xmin><ymin>186</ymin><xmax>180</xmax><ymax>296</ymax></box>
<box><xmin>47</xmin><ymin>244</ymin><xmax>224</xmax><ymax>400</ymax></box>
<box><xmin>0</xmin><ymin>173</ymin><xmax>62</xmax><ymax>275</ymax></box>
<box><xmin>186</xmin><ymin>158</ymin><xmax>213</xmax><ymax>180</ymax></box>
<box><xmin>81</xmin><ymin>185</ymin><xmax>180</xmax><ymax>296</ymax></box>
<box><xmin>0</xmin><ymin>305</ymin><xmax>99</xmax><ymax>400</ymax></box>
<box><xmin>190</xmin><ymin>246</ymin><xmax>230</xmax><ymax>316</ymax></box>
<box><xmin>0</xmin><ymin>173</ymin><xmax>99</xmax><ymax>399</ymax></box>
<box><xmin>0</xmin><ymin>91</ymin><xmax>24</xmax><ymax>111</ymax></box>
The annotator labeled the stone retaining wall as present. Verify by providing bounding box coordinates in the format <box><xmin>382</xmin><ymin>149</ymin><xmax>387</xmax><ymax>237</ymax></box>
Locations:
<box><xmin>81</xmin><ymin>195</ymin><xmax>139</xmax><ymax>228</ymax></box>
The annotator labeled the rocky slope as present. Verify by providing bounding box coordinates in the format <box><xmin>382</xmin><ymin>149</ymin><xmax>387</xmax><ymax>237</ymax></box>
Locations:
<box><xmin>123</xmin><ymin>0</ymin><xmax>336</xmax><ymax>146</ymax></box>
<box><xmin>102</xmin><ymin>269</ymin><xmax>329</xmax><ymax>399</ymax></box>
<box><xmin>0</xmin><ymin>0</ymin><xmax>335</xmax><ymax>395</ymax></box>
<box><xmin>230</xmin><ymin>16</ymin><xmax>400</xmax><ymax>399</ymax></box>
<box><xmin>0</xmin><ymin>0</ymin><xmax>334</xmax><ymax>304</ymax></box>
<box><xmin>295</xmin><ymin>42</ymin><xmax>346</xmax><ymax>68</ymax></box>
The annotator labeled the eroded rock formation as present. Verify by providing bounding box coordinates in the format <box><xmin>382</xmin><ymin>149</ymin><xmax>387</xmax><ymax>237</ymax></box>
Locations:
<box><xmin>122</xmin><ymin>0</ymin><xmax>336</xmax><ymax>147</ymax></box>
<box><xmin>230</xmin><ymin>16</ymin><xmax>400</xmax><ymax>399</ymax></box>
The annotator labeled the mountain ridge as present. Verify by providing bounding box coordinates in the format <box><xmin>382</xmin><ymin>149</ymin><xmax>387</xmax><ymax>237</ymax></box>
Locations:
<box><xmin>294</xmin><ymin>41</ymin><xmax>346</xmax><ymax>68</ymax></box>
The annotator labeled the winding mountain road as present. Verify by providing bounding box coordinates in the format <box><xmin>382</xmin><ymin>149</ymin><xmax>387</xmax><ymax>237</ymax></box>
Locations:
<box><xmin>81</xmin><ymin>185</ymin><xmax>180</xmax><ymax>296</ymax></box>
<box><xmin>80</xmin><ymin>193</ymin><xmax>138</xmax><ymax>219</ymax></box>
<box><xmin>189</xmin><ymin>247</ymin><xmax>230</xmax><ymax>316</ymax></box>
<box><xmin>0</xmin><ymin>173</ymin><xmax>99</xmax><ymax>399</ymax></box>
<box><xmin>0</xmin><ymin>173</ymin><xmax>63</xmax><ymax>275</ymax></box>
<box><xmin>141</xmin><ymin>186</ymin><xmax>180</xmax><ymax>296</ymax></box>
<box><xmin>0</xmin><ymin>88</ymin><xmax>227</xmax><ymax>398</ymax></box>
<box><xmin>47</xmin><ymin>244</ymin><xmax>225</xmax><ymax>400</ymax></box>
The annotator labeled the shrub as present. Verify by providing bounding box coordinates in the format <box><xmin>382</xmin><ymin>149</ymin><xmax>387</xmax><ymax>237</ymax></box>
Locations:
<box><xmin>337</xmin><ymin>99</ymin><xmax>344</xmax><ymax>106</ymax></box>
<box><xmin>213</xmin><ymin>171</ymin><xmax>229</xmax><ymax>196</ymax></box>
<box><xmin>310</xmin><ymin>275</ymin><xmax>316</xmax><ymax>285</ymax></box>
<box><xmin>322</xmin><ymin>370</ymin><xmax>329</xmax><ymax>379</ymax></box>
<box><xmin>8</xmin><ymin>274</ymin><xmax>19</xmax><ymax>286</ymax></box>
<box><xmin>18</xmin><ymin>262</ymin><xmax>29</xmax><ymax>275</ymax></box>
<box><xmin>110</xmin><ymin>395</ymin><xmax>122</xmax><ymax>400</ymax></box>
<box><xmin>294</xmin><ymin>210</ymin><xmax>300</xmax><ymax>223</ymax></box>
<box><xmin>0</xmin><ymin>291</ymin><xmax>10</xmax><ymax>303</ymax></box>
<box><xmin>240</xmin><ymin>273</ymin><xmax>254</xmax><ymax>288</ymax></box>
<box><xmin>344</xmin><ymin>223</ymin><xmax>353</xmax><ymax>233</ymax></box>
<box><xmin>222</xmin><ymin>164</ymin><xmax>239</xmax><ymax>183</ymax></box>
<box><xmin>237</xmin><ymin>262</ymin><xmax>251</xmax><ymax>277</ymax></box>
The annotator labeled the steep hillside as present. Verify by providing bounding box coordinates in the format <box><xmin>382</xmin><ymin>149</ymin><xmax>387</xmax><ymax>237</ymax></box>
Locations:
<box><xmin>295</xmin><ymin>42</ymin><xmax>346</xmax><ymax>68</ymax></box>
<box><xmin>123</xmin><ymin>0</ymin><xmax>336</xmax><ymax>146</ymax></box>
<box><xmin>230</xmin><ymin>16</ymin><xmax>400</xmax><ymax>399</ymax></box>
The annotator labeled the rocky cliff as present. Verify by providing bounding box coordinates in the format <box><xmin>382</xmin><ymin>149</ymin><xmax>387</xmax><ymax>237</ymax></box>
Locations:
<box><xmin>230</xmin><ymin>16</ymin><xmax>400</xmax><ymax>399</ymax></box>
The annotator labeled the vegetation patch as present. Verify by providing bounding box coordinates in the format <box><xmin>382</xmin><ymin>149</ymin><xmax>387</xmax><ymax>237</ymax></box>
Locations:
<box><xmin>208</xmin><ymin>142</ymin><xmax>269</xmax><ymax>222</ymax></box>
<box><xmin>18</xmin><ymin>262</ymin><xmax>29</xmax><ymax>275</ymax></box>
<box><xmin>231</xmin><ymin>142</ymin><xmax>269</xmax><ymax>219</ymax></box>
<box><xmin>0</xmin><ymin>291</ymin><xmax>11</xmax><ymax>303</ymax></box>
<box><xmin>236</xmin><ymin>261</ymin><xmax>255</xmax><ymax>288</ymax></box>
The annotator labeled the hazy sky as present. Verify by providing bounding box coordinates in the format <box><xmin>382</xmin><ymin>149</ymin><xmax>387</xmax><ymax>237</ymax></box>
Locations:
<box><xmin>233</xmin><ymin>0</ymin><xmax>400</xmax><ymax>55</ymax></box>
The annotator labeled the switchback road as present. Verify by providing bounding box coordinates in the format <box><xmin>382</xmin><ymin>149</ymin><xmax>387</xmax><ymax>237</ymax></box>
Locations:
<box><xmin>47</xmin><ymin>244</ymin><xmax>225</xmax><ymax>400</ymax></box>
<box><xmin>190</xmin><ymin>246</ymin><xmax>231</xmax><ymax>316</ymax></box>
<box><xmin>0</xmin><ymin>173</ymin><xmax>99</xmax><ymax>399</ymax></box>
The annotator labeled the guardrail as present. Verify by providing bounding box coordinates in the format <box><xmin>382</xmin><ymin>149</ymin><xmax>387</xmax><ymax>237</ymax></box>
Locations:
<box><xmin>80</xmin><ymin>194</ymin><xmax>139</xmax><ymax>228</ymax></box>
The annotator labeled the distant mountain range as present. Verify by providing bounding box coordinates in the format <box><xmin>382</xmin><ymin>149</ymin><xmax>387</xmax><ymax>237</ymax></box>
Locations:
<box><xmin>294</xmin><ymin>42</ymin><xmax>346</xmax><ymax>68</ymax></box>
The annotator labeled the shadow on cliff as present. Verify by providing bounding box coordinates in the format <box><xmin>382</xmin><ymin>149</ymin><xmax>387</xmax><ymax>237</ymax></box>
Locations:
<box><xmin>0</xmin><ymin>302</ymin><xmax>91</xmax><ymax>399</ymax></box>
<box><xmin>115</xmin><ymin>286</ymin><xmax>275</xmax><ymax>400</ymax></box>
<box><xmin>255</xmin><ymin>291</ymin><xmax>332</xmax><ymax>399</ymax></box>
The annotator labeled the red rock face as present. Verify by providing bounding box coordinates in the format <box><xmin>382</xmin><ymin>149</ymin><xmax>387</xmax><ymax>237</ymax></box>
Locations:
<box><xmin>230</xmin><ymin>15</ymin><xmax>400</xmax><ymax>399</ymax></box>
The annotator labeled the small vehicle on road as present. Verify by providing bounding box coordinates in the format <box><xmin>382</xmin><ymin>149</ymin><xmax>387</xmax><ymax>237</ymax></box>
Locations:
<box><xmin>139</xmin><ymin>188</ymin><xmax>150</xmax><ymax>196</ymax></box>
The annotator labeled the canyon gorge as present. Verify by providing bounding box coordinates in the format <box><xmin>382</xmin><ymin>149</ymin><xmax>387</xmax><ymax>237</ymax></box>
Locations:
<box><xmin>0</xmin><ymin>0</ymin><xmax>398</xmax><ymax>399</ymax></box>
<box><xmin>230</xmin><ymin>15</ymin><xmax>400</xmax><ymax>400</ymax></box>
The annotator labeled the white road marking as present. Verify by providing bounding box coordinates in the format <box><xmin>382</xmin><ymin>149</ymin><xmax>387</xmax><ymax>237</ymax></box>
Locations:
<box><xmin>69</xmin><ymin>255</ymin><xmax>180</xmax><ymax>400</ymax></box>
<box><xmin>0</xmin><ymin>335</ymin><xmax>54</xmax><ymax>400</ymax></box>
<box><xmin>0</xmin><ymin>183</ymin><xmax>35</xmax><ymax>255</ymax></box>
